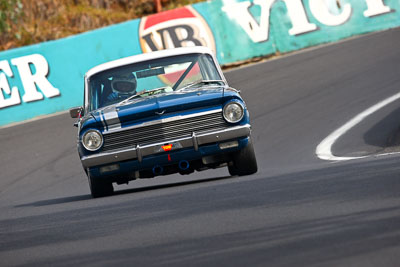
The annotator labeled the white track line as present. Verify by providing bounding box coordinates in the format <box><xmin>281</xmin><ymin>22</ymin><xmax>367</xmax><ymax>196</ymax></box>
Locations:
<box><xmin>316</xmin><ymin>92</ymin><xmax>400</xmax><ymax>161</ymax></box>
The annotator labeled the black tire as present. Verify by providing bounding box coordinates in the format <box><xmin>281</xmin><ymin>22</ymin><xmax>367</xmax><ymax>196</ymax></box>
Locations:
<box><xmin>88</xmin><ymin>173</ymin><xmax>114</xmax><ymax>198</ymax></box>
<box><xmin>228</xmin><ymin>138</ymin><xmax>258</xmax><ymax>176</ymax></box>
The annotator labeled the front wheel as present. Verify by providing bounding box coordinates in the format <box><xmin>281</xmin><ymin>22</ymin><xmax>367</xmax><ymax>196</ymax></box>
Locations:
<box><xmin>228</xmin><ymin>138</ymin><xmax>258</xmax><ymax>176</ymax></box>
<box><xmin>88</xmin><ymin>173</ymin><xmax>114</xmax><ymax>198</ymax></box>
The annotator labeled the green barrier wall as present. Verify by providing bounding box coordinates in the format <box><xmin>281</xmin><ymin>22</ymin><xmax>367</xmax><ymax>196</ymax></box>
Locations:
<box><xmin>0</xmin><ymin>0</ymin><xmax>399</xmax><ymax>126</ymax></box>
<box><xmin>0</xmin><ymin>20</ymin><xmax>141</xmax><ymax>126</ymax></box>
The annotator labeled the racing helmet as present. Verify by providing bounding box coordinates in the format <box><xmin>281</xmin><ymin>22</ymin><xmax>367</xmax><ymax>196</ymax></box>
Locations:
<box><xmin>111</xmin><ymin>72</ymin><xmax>137</xmax><ymax>95</ymax></box>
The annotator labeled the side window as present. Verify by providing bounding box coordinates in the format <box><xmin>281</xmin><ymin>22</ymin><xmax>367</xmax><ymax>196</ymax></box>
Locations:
<box><xmin>94</xmin><ymin>83</ymin><xmax>100</xmax><ymax>110</ymax></box>
<box><xmin>89</xmin><ymin>80</ymin><xmax>102</xmax><ymax>110</ymax></box>
<box><xmin>199</xmin><ymin>55</ymin><xmax>221</xmax><ymax>80</ymax></box>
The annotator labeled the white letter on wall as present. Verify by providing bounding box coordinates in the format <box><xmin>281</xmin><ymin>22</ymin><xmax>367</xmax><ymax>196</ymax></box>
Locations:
<box><xmin>283</xmin><ymin>0</ymin><xmax>318</xmax><ymax>35</ymax></box>
<box><xmin>11</xmin><ymin>54</ymin><xmax>60</xmax><ymax>103</ymax></box>
<box><xmin>364</xmin><ymin>0</ymin><xmax>391</xmax><ymax>17</ymax></box>
<box><xmin>222</xmin><ymin>0</ymin><xmax>275</xmax><ymax>43</ymax></box>
<box><xmin>223</xmin><ymin>0</ymin><xmax>317</xmax><ymax>41</ymax></box>
<box><xmin>309</xmin><ymin>0</ymin><xmax>352</xmax><ymax>26</ymax></box>
<box><xmin>0</xmin><ymin>60</ymin><xmax>21</xmax><ymax>109</ymax></box>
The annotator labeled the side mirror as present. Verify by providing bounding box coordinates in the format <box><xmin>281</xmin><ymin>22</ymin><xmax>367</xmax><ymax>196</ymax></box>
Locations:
<box><xmin>69</xmin><ymin>106</ymin><xmax>82</xmax><ymax>118</ymax></box>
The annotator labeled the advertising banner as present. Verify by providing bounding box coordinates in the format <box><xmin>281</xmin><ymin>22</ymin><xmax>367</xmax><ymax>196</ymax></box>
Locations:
<box><xmin>213</xmin><ymin>0</ymin><xmax>400</xmax><ymax>55</ymax></box>
<box><xmin>0</xmin><ymin>0</ymin><xmax>399</xmax><ymax>126</ymax></box>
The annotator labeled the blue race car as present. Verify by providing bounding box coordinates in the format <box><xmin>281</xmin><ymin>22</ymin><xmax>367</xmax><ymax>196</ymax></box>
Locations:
<box><xmin>70</xmin><ymin>46</ymin><xmax>257</xmax><ymax>197</ymax></box>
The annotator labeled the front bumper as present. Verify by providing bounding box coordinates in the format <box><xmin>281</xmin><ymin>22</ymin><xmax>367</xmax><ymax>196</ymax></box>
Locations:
<box><xmin>81</xmin><ymin>124</ymin><xmax>251</xmax><ymax>168</ymax></box>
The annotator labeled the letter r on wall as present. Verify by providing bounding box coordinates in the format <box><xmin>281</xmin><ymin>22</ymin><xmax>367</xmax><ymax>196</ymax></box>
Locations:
<box><xmin>11</xmin><ymin>54</ymin><xmax>60</xmax><ymax>103</ymax></box>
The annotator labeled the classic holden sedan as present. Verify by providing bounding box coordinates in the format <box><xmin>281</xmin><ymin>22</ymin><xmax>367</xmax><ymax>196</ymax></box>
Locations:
<box><xmin>70</xmin><ymin>46</ymin><xmax>257</xmax><ymax>197</ymax></box>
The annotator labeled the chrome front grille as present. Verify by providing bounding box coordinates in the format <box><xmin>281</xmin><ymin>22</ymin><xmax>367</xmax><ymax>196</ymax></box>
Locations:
<box><xmin>102</xmin><ymin>111</ymin><xmax>229</xmax><ymax>152</ymax></box>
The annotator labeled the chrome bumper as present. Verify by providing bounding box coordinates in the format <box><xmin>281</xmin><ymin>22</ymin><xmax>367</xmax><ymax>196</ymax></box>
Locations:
<box><xmin>81</xmin><ymin>124</ymin><xmax>251</xmax><ymax>168</ymax></box>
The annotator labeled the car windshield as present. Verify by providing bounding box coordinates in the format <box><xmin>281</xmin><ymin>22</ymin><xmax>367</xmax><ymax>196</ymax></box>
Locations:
<box><xmin>87</xmin><ymin>53</ymin><xmax>224</xmax><ymax>111</ymax></box>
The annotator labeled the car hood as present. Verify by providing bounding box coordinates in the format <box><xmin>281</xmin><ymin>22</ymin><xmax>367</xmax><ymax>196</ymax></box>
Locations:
<box><xmin>90</xmin><ymin>87</ymin><xmax>229</xmax><ymax>130</ymax></box>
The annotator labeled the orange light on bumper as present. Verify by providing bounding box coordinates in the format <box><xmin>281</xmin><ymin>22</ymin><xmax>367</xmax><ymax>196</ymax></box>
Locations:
<box><xmin>162</xmin><ymin>144</ymin><xmax>173</xmax><ymax>151</ymax></box>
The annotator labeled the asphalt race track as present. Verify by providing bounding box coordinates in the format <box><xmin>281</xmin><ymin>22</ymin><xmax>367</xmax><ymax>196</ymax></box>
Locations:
<box><xmin>1</xmin><ymin>28</ymin><xmax>400</xmax><ymax>266</ymax></box>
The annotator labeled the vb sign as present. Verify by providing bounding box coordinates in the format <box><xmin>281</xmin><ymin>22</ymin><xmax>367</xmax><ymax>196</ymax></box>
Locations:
<box><xmin>139</xmin><ymin>7</ymin><xmax>216</xmax><ymax>53</ymax></box>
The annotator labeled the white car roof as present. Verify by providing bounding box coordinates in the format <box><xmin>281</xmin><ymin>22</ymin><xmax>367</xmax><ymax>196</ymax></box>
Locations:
<box><xmin>85</xmin><ymin>46</ymin><xmax>216</xmax><ymax>78</ymax></box>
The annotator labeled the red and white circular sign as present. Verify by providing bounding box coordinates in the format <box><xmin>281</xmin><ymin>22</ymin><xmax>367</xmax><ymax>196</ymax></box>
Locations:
<box><xmin>139</xmin><ymin>6</ymin><xmax>216</xmax><ymax>53</ymax></box>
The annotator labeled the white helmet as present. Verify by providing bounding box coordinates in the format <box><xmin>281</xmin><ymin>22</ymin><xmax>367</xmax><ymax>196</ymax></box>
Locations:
<box><xmin>111</xmin><ymin>72</ymin><xmax>137</xmax><ymax>95</ymax></box>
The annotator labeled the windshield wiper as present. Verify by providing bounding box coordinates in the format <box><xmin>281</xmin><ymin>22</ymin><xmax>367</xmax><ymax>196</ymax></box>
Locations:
<box><xmin>176</xmin><ymin>80</ymin><xmax>225</xmax><ymax>91</ymax></box>
<box><xmin>117</xmin><ymin>87</ymin><xmax>167</xmax><ymax>106</ymax></box>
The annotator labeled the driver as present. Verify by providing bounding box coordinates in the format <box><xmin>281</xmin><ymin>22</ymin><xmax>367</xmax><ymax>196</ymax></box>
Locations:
<box><xmin>107</xmin><ymin>72</ymin><xmax>137</xmax><ymax>101</ymax></box>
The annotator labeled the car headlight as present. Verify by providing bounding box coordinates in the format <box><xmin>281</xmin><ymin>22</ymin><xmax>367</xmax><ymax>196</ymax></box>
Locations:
<box><xmin>82</xmin><ymin>130</ymin><xmax>103</xmax><ymax>151</ymax></box>
<box><xmin>223</xmin><ymin>101</ymin><xmax>244</xmax><ymax>123</ymax></box>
